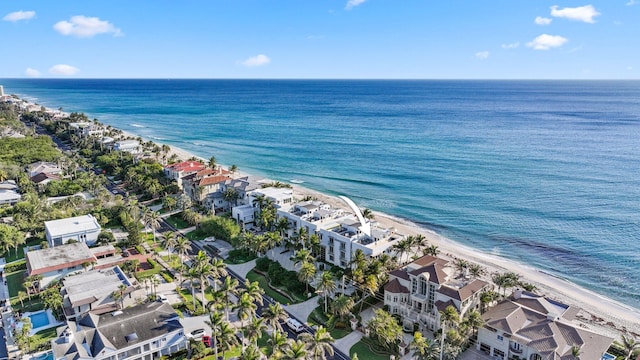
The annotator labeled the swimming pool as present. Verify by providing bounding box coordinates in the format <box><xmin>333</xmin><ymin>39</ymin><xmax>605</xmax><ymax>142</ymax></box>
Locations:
<box><xmin>31</xmin><ymin>351</ymin><xmax>53</xmax><ymax>360</ymax></box>
<box><xmin>28</xmin><ymin>311</ymin><xmax>50</xmax><ymax>329</ymax></box>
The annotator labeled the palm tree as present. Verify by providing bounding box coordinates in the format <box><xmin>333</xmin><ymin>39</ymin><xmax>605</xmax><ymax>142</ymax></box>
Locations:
<box><xmin>210</xmin><ymin>257</ymin><xmax>228</xmax><ymax>292</ymax></box>
<box><xmin>275</xmin><ymin>217</ymin><xmax>290</xmax><ymax>237</ymax></box>
<box><xmin>392</xmin><ymin>237</ymin><xmax>413</xmax><ymax>265</ymax></box>
<box><xmin>614</xmin><ymin>335</ymin><xmax>640</xmax><ymax>360</ymax></box>
<box><xmin>463</xmin><ymin>310</ymin><xmax>483</xmax><ymax>341</ymax></box>
<box><xmin>280</xmin><ymin>339</ymin><xmax>308</xmax><ymax>360</ymax></box>
<box><xmin>185</xmin><ymin>267</ymin><xmax>201</xmax><ymax>310</ymax></box>
<box><xmin>438</xmin><ymin>305</ymin><xmax>459</xmax><ymax>360</ymax></box>
<box><xmin>161</xmin><ymin>232</ymin><xmax>178</xmax><ymax>261</ymax></box>
<box><xmin>453</xmin><ymin>258</ymin><xmax>469</xmax><ymax>275</ymax></box>
<box><xmin>298</xmin><ymin>261</ymin><xmax>316</xmax><ymax>294</ymax></box>
<box><xmin>263</xmin><ymin>302</ymin><xmax>288</xmax><ymax>332</ymax></box>
<box><xmin>243</xmin><ymin>280</ymin><xmax>265</xmax><ymax>306</ymax></box>
<box><xmin>239</xmin><ymin>344</ymin><xmax>262</xmax><ymax>360</ymax></box>
<box><xmin>468</xmin><ymin>263</ymin><xmax>486</xmax><ymax>279</ymax></box>
<box><xmin>361</xmin><ymin>208</ymin><xmax>375</xmax><ymax>220</ymax></box>
<box><xmin>268</xmin><ymin>330</ymin><xmax>290</xmax><ymax>358</ymax></box>
<box><xmin>359</xmin><ymin>274</ymin><xmax>379</xmax><ymax>313</ymax></box>
<box><xmin>245</xmin><ymin>317</ymin><xmax>267</xmax><ymax>347</ymax></box>
<box><xmin>300</xmin><ymin>326</ymin><xmax>335</xmax><ymax>360</ymax></box>
<box><xmin>208</xmin><ymin>156</ymin><xmax>217</xmax><ymax>170</ymax></box>
<box><xmin>220</xmin><ymin>276</ymin><xmax>239</xmax><ymax>321</ymax></box>
<box><xmin>411</xmin><ymin>331</ymin><xmax>439</xmax><ymax>360</ymax></box>
<box><xmin>331</xmin><ymin>295</ymin><xmax>355</xmax><ymax>321</ymax></box>
<box><xmin>571</xmin><ymin>345</ymin><xmax>581</xmax><ymax>359</ymax></box>
<box><xmin>193</xmin><ymin>251</ymin><xmax>214</xmax><ymax>307</ymax></box>
<box><xmin>218</xmin><ymin>321</ymin><xmax>239</xmax><ymax>360</ymax></box>
<box><xmin>291</xmin><ymin>248</ymin><xmax>314</xmax><ymax>268</ymax></box>
<box><xmin>316</xmin><ymin>271</ymin><xmax>338</xmax><ymax>313</ymax></box>
<box><xmin>142</xmin><ymin>209</ymin><xmax>162</xmax><ymax>244</ymax></box>
<box><xmin>423</xmin><ymin>244</ymin><xmax>440</xmax><ymax>257</ymax></box>
<box><xmin>174</xmin><ymin>237</ymin><xmax>192</xmax><ymax>273</ymax></box>
<box><xmin>205</xmin><ymin>310</ymin><xmax>224</xmax><ymax>360</ymax></box>
<box><xmin>233</xmin><ymin>292</ymin><xmax>258</xmax><ymax>352</ymax></box>
<box><xmin>229</xmin><ymin>164</ymin><xmax>238</xmax><ymax>174</ymax></box>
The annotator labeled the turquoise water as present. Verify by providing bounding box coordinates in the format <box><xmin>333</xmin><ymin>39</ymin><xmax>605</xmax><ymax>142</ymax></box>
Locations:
<box><xmin>28</xmin><ymin>311</ymin><xmax>50</xmax><ymax>328</ymax></box>
<box><xmin>31</xmin><ymin>351</ymin><xmax>53</xmax><ymax>360</ymax></box>
<box><xmin>2</xmin><ymin>79</ymin><xmax>639</xmax><ymax>308</ymax></box>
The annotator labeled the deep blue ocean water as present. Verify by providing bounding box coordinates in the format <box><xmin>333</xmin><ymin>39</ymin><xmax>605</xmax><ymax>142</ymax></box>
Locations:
<box><xmin>2</xmin><ymin>79</ymin><xmax>639</xmax><ymax>308</ymax></box>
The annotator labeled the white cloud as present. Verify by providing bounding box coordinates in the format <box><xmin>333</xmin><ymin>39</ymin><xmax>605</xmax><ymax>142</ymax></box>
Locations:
<box><xmin>241</xmin><ymin>54</ymin><xmax>271</xmax><ymax>67</ymax></box>
<box><xmin>54</xmin><ymin>15</ymin><xmax>122</xmax><ymax>38</ymax></box>
<box><xmin>627</xmin><ymin>66</ymin><xmax>633</xmax><ymax>70</ymax></box>
<box><xmin>3</xmin><ymin>10</ymin><xmax>35</xmax><ymax>22</ymax></box>
<box><xmin>24</xmin><ymin>68</ymin><xmax>41</xmax><ymax>77</ymax></box>
<box><xmin>527</xmin><ymin>34</ymin><xmax>568</xmax><ymax>50</ymax></box>
<box><xmin>501</xmin><ymin>42</ymin><xmax>520</xmax><ymax>49</ymax></box>
<box><xmin>475</xmin><ymin>51</ymin><xmax>490</xmax><ymax>60</ymax></box>
<box><xmin>534</xmin><ymin>16</ymin><xmax>552</xmax><ymax>25</ymax></box>
<box><xmin>49</xmin><ymin>64</ymin><xmax>80</xmax><ymax>76</ymax></box>
<box><xmin>626</xmin><ymin>0</ymin><xmax>637</xmax><ymax>6</ymax></box>
<box><xmin>550</xmin><ymin>5</ymin><xmax>600</xmax><ymax>23</ymax></box>
<box><xmin>345</xmin><ymin>0</ymin><xmax>367</xmax><ymax>10</ymax></box>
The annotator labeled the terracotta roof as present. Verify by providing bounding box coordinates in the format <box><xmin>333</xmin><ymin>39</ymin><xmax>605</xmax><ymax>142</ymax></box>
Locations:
<box><xmin>164</xmin><ymin>161</ymin><xmax>206</xmax><ymax>172</ymax></box>
<box><xmin>384</xmin><ymin>279</ymin><xmax>409</xmax><ymax>293</ymax></box>
<box><xmin>411</xmin><ymin>255</ymin><xmax>448</xmax><ymax>267</ymax></box>
<box><xmin>409</xmin><ymin>263</ymin><xmax>448</xmax><ymax>284</ymax></box>
<box><xmin>199</xmin><ymin>175</ymin><xmax>232</xmax><ymax>187</ymax></box>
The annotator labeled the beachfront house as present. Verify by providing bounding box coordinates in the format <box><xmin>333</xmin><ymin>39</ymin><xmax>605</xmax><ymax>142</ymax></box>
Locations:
<box><xmin>182</xmin><ymin>168</ymin><xmax>231</xmax><ymax>203</ymax></box>
<box><xmin>61</xmin><ymin>266</ymin><xmax>139</xmax><ymax>321</ymax></box>
<box><xmin>26</xmin><ymin>242</ymin><xmax>98</xmax><ymax>288</ymax></box>
<box><xmin>276</xmin><ymin>200</ymin><xmax>346</xmax><ymax>239</ymax></box>
<box><xmin>205</xmin><ymin>175</ymin><xmax>265</xmax><ymax>214</ymax></box>
<box><xmin>384</xmin><ymin>255</ymin><xmax>491</xmax><ymax>332</ymax></box>
<box><xmin>45</xmin><ymin>214</ymin><xmax>101</xmax><ymax>247</ymax></box>
<box><xmin>163</xmin><ymin>160</ymin><xmax>206</xmax><ymax>189</ymax></box>
<box><xmin>249</xmin><ymin>187</ymin><xmax>294</xmax><ymax>209</ymax></box>
<box><xmin>477</xmin><ymin>291</ymin><xmax>613</xmax><ymax>360</ymax></box>
<box><xmin>69</xmin><ymin>122</ymin><xmax>105</xmax><ymax>138</ymax></box>
<box><xmin>52</xmin><ymin>302</ymin><xmax>187</xmax><ymax>360</ymax></box>
<box><xmin>113</xmin><ymin>139</ymin><xmax>142</xmax><ymax>154</ymax></box>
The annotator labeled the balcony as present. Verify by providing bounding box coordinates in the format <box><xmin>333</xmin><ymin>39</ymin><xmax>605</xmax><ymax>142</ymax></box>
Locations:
<box><xmin>509</xmin><ymin>342</ymin><xmax>523</xmax><ymax>354</ymax></box>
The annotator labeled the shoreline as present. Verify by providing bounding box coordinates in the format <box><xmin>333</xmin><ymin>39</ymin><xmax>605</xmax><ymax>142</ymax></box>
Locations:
<box><xmin>21</xmin><ymin>98</ymin><xmax>640</xmax><ymax>339</ymax></box>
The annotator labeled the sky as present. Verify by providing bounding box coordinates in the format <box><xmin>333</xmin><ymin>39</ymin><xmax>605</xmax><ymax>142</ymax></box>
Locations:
<box><xmin>1</xmin><ymin>1</ymin><xmax>638</xmax><ymax>79</ymax></box>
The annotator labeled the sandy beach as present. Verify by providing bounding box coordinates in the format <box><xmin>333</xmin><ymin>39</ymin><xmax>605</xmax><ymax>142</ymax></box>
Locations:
<box><xmin>112</xmin><ymin>126</ymin><xmax>640</xmax><ymax>339</ymax></box>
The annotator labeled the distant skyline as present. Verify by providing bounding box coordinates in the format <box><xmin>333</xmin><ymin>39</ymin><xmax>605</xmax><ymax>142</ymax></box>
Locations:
<box><xmin>1</xmin><ymin>1</ymin><xmax>638</xmax><ymax>79</ymax></box>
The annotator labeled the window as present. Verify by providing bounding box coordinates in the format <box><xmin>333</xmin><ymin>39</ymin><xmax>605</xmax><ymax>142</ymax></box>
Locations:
<box><xmin>497</xmin><ymin>334</ymin><xmax>503</xmax><ymax>341</ymax></box>
<box><xmin>411</xmin><ymin>279</ymin><xmax>417</xmax><ymax>293</ymax></box>
<box><xmin>419</xmin><ymin>278</ymin><xmax>427</xmax><ymax>295</ymax></box>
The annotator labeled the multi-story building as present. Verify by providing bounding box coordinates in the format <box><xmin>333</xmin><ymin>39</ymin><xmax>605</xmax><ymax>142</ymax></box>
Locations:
<box><xmin>45</xmin><ymin>214</ymin><xmax>102</xmax><ymax>247</ymax></box>
<box><xmin>61</xmin><ymin>266</ymin><xmax>138</xmax><ymax>321</ymax></box>
<box><xmin>52</xmin><ymin>302</ymin><xmax>187</xmax><ymax>360</ymax></box>
<box><xmin>477</xmin><ymin>291</ymin><xmax>613</xmax><ymax>360</ymax></box>
<box><xmin>163</xmin><ymin>161</ymin><xmax>206</xmax><ymax>189</ymax></box>
<box><xmin>27</xmin><ymin>161</ymin><xmax>62</xmax><ymax>178</ymax></box>
<box><xmin>205</xmin><ymin>175</ymin><xmax>265</xmax><ymax>214</ymax></box>
<box><xmin>182</xmin><ymin>168</ymin><xmax>231</xmax><ymax>204</ymax></box>
<box><xmin>69</xmin><ymin>122</ymin><xmax>105</xmax><ymax>138</ymax></box>
<box><xmin>384</xmin><ymin>255</ymin><xmax>491</xmax><ymax>332</ymax></box>
<box><xmin>113</xmin><ymin>140</ymin><xmax>142</xmax><ymax>154</ymax></box>
<box><xmin>277</xmin><ymin>200</ymin><xmax>347</xmax><ymax>238</ymax></box>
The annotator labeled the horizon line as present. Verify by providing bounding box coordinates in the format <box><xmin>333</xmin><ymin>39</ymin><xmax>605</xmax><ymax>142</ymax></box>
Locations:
<box><xmin>1</xmin><ymin>77</ymin><xmax>639</xmax><ymax>81</ymax></box>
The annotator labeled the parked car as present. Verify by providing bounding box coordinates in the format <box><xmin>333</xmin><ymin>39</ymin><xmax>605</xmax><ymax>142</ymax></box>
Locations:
<box><xmin>188</xmin><ymin>328</ymin><xmax>206</xmax><ymax>339</ymax></box>
<box><xmin>157</xmin><ymin>294</ymin><xmax>169</xmax><ymax>303</ymax></box>
<box><xmin>285</xmin><ymin>318</ymin><xmax>304</xmax><ymax>333</ymax></box>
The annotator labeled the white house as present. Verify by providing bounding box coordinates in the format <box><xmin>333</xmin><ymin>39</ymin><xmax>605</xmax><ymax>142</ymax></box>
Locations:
<box><xmin>27</xmin><ymin>161</ymin><xmax>62</xmax><ymax>178</ymax></box>
<box><xmin>52</xmin><ymin>302</ymin><xmax>187</xmax><ymax>360</ymax></box>
<box><xmin>477</xmin><ymin>291</ymin><xmax>613</xmax><ymax>360</ymax></box>
<box><xmin>113</xmin><ymin>140</ymin><xmax>142</xmax><ymax>154</ymax></box>
<box><xmin>276</xmin><ymin>200</ymin><xmax>346</xmax><ymax>239</ymax></box>
<box><xmin>45</xmin><ymin>214</ymin><xmax>101</xmax><ymax>247</ymax></box>
<box><xmin>231</xmin><ymin>204</ymin><xmax>255</xmax><ymax>229</ymax></box>
<box><xmin>69</xmin><ymin>122</ymin><xmax>104</xmax><ymax>138</ymax></box>
<box><xmin>384</xmin><ymin>255</ymin><xmax>491</xmax><ymax>332</ymax></box>
<box><xmin>0</xmin><ymin>181</ymin><xmax>21</xmax><ymax>205</ymax></box>
<box><xmin>249</xmin><ymin>187</ymin><xmax>294</xmax><ymax>210</ymax></box>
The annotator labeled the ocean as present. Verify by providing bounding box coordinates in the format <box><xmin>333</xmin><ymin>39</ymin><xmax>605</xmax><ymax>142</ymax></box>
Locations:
<box><xmin>2</xmin><ymin>79</ymin><xmax>639</xmax><ymax>308</ymax></box>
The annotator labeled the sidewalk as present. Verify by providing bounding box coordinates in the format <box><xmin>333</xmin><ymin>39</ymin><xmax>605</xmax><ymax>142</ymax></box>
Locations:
<box><xmin>283</xmin><ymin>296</ymin><xmax>319</xmax><ymax>323</ymax></box>
<box><xmin>333</xmin><ymin>331</ymin><xmax>363</xmax><ymax>355</ymax></box>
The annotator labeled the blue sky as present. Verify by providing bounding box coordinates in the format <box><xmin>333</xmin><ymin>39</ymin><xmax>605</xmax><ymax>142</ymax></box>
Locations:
<box><xmin>1</xmin><ymin>1</ymin><xmax>638</xmax><ymax>79</ymax></box>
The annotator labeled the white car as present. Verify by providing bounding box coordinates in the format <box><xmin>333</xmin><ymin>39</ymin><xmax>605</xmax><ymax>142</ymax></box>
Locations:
<box><xmin>285</xmin><ymin>318</ymin><xmax>304</xmax><ymax>333</ymax></box>
<box><xmin>157</xmin><ymin>294</ymin><xmax>169</xmax><ymax>303</ymax></box>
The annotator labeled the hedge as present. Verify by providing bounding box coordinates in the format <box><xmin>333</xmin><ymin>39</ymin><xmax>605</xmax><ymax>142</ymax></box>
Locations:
<box><xmin>4</xmin><ymin>259</ymin><xmax>26</xmax><ymax>273</ymax></box>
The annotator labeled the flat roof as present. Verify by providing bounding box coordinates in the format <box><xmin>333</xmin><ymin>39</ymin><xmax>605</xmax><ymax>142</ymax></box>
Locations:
<box><xmin>64</xmin><ymin>266</ymin><xmax>131</xmax><ymax>307</ymax></box>
<box><xmin>45</xmin><ymin>215</ymin><xmax>101</xmax><ymax>238</ymax></box>
<box><xmin>26</xmin><ymin>242</ymin><xmax>96</xmax><ymax>275</ymax></box>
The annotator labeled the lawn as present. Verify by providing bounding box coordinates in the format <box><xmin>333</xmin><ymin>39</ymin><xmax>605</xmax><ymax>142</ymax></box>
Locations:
<box><xmin>246</xmin><ymin>270</ymin><xmax>294</xmax><ymax>305</ymax></box>
<box><xmin>165</xmin><ymin>213</ymin><xmax>190</xmax><ymax>229</ymax></box>
<box><xmin>185</xmin><ymin>229</ymin><xmax>209</xmax><ymax>241</ymax></box>
<box><xmin>1</xmin><ymin>237</ymin><xmax>44</xmax><ymax>263</ymax></box>
<box><xmin>7</xmin><ymin>270</ymin><xmax>26</xmax><ymax>297</ymax></box>
<box><xmin>31</xmin><ymin>327</ymin><xmax>58</xmax><ymax>350</ymax></box>
<box><xmin>224</xmin><ymin>249</ymin><xmax>256</xmax><ymax>264</ymax></box>
<box><xmin>350</xmin><ymin>339</ymin><xmax>394</xmax><ymax>360</ymax></box>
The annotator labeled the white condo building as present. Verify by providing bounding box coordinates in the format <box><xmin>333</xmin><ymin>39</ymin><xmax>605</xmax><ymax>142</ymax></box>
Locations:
<box><xmin>113</xmin><ymin>140</ymin><xmax>142</xmax><ymax>154</ymax></box>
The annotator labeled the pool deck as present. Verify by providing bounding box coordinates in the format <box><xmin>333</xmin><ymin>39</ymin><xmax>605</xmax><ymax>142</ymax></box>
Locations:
<box><xmin>24</xmin><ymin>310</ymin><xmax>63</xmax><ymax>336</ymax></box>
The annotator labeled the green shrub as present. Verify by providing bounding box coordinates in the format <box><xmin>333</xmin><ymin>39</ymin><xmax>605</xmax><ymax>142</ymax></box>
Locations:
<box><xmin>198</xmin><ymin>216</ymin><xmax>241</xmax><ymax>242</ymax></box>
<box><xmin>135</xmin><ymin>245</ymin><xmax>145</xmax><ymax>255</ymax></box>
<box><xmin>4</xmin><ymin>260</ymin><xmax>26</xmax><ymax>273</ymax></box>
<box><xmin>147</xmin><ymin>258</ymin><xmax>157</xmax><ymax>268</ymax></box>
<box><xmin>255</xmin><ymin>257</ymin><xmax>271</xmax><ymax>272</ymax></box>
<box><xmin>160</xmin><ymin>270</ymin><xmax>174</xmax><ymax>283</ymax></box>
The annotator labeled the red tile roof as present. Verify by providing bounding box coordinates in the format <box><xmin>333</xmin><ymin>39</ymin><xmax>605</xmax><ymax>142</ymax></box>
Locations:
<box><xmin>199</xmin><ymin>175</ymin><xmax>232</xmax><ymax>187</ymax></box>
<box><xmin>164</xmin><ymin>161</ymin><xmax>206</xmax><ymax>172</ymax></box>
